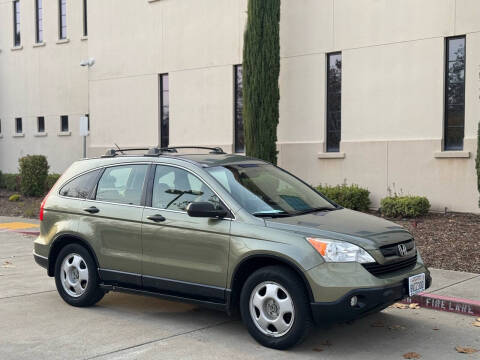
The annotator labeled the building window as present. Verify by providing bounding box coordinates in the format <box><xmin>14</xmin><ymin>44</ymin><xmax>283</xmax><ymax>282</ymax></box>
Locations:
<box><xmin>35</xmin><ymin>0</ymin><xmax>43</xmax><ymax>43</ymax></box>
<box><xmin>326</xmin><ymin>52</ymin><xmax>342</xmax><ymax>152</ymax></box>
<box><xmin>86</xmin><ymin>114</ymin><xmax>90</xmax><ymax>131</ymax></box>
<box><xmin>37</xmin><ymin>117</ymin><xmax>45</xmax><ymax>133</ymax></box>
<box><xmin>444</xmin><ymin>36</ymin><xmax>466</xmax><ymax>151</ymax></box>
<box><xmin>234</xmin><ymin>65</ymin><xmax>245</xmax><ymax>153</ymax></box>
<box><xmin>15</xmin><ymin>118</ymin><xmax>22</xmax><ymax>134</ymax></box>
<box><xmin>159</xmin><ymin>74</ymin><xmax>169</xmax><ymax>148</ymax></box>
<box><xmin>61</xmin><ymin>115</ymin><xmax>69</xmax><ymax>132</ymax></box>
<box><xmin>0</xmin><ymin>119</ymin><xmax>2</xmax><ymax>134</ymax></box>
<box><xmin>59</xmin><ymin>0</ymin><xmax>67</xmax><ymax>39</ymax></box>
<box><xmin>83</xmin><ymin>0</ymin><xmax>88</xmax><ymax>36</ymax></box>
<box><xmin>13</xmin><ymin>0</ymin><xmax>21</xmax><ymax>46</ymax></box>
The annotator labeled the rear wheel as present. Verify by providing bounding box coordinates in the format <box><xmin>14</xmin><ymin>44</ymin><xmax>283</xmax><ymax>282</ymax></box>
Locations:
<box><xmin>239</xmin><ymin>265</ymin><xmax>313</xmax><ymax>350</ymax></box>
<box><xmin>54</xmin><ymin>244</ymin><xmax>105</xmax><ymax>307</ymax></box>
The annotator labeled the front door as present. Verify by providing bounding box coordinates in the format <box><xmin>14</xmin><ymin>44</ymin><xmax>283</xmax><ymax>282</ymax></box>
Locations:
<box><xmin>141</xmin><ymin>164</ymin><xmax>231</xmax><ymax>302</ymax></box>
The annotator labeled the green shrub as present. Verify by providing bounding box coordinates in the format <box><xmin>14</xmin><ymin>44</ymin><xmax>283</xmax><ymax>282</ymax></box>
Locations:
<box><xmin>380</xmin><ymin>196</ymin><xmax>430</xmax><ymax>218</ymax></box>
<box><xmin>45</xmin><ymin>173</ymin><xmax>61</xmax><ymax>192</ymax></box>
<box><xmin>2</xmin><ymin>174</ymin><xmax>20</xmax><ymax>191</ymax></box>
<box><xmin>0</xmin><ymin>171</ymin><xmax>3</xmax><ymax>188</ymax></box>
<box><xmin>18</xmin><ymin>155</ymin><xmax>49</xmax><ymax>197</ymax></box>
<box><xmin>23</xmin><ymin>206</ymin><xmax>37</xmax><ymax>218</ymax></box>
<box><xmin>316</xmin><ymin>183</ymin><xmax>371</xmax><ymax>211</ymax></box>
<box><xmin>8</xmin><ymin>194</ymin><xmax>21</xmax><ymax>202</ymax></box>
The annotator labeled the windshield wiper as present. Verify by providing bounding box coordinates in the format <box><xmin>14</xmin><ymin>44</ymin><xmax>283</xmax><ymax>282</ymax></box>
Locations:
<box><xmin>293</xmin><ymin>207</ymin><xmax>337</xmax><ymax>216</ymax></box>
<box><xmin>252</xmin><ymin>211</ymin><xmax>291</xmax><ymax>218</ymax></box>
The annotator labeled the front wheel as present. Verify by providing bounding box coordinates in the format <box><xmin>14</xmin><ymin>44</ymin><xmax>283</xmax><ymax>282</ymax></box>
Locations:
<box><xmin>239</xmin><ymin>265</ymin><xmax>313</xmax><ymax>349</ymax></box>
<box><xmin>54</xmin><ymin>244</ymin><xmax>105</xmax><ymax>307</ymax></box>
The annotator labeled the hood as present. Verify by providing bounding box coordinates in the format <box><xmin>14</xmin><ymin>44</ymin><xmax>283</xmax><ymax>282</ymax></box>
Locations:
<box><xmin>265</xmin><ymin>208</ymin><xmax>411</xmax><ymax>250</ymax></box>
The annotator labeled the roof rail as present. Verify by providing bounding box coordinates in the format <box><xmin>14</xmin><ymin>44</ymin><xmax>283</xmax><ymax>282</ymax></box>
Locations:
<box><xmin>103</xmin><ymin>146</ymin><xmax>226</xmax><ymax>158</ymax></box>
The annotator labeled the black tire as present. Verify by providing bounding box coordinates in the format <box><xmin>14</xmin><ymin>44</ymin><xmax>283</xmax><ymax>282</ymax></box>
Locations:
<box><xmin>239</xmin><ymin>265</ymin><xmax>313</xmax><ymax>350</ymax></box>
<box><xmin>54</xmin><ymin>243</ymin><xmax>105</xmax><ymax>307</ymax></box>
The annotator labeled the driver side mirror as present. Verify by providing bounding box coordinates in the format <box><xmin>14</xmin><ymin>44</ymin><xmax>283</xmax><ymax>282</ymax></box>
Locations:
<box><xmin>186</xmin><ymin>202</ymin><xmax>228</xmax><ymax>218</ymax></box>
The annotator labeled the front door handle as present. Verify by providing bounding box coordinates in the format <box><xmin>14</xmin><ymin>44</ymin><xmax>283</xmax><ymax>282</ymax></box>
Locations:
<box><xmin>147</xmin><ymin>214</ymin><xmax>166</xmax><ymax>223</ymax></box>
<box><xmin>83</xmin><ymin>206</ymin><xmax>100</xmax><ymax>214</ymax></box>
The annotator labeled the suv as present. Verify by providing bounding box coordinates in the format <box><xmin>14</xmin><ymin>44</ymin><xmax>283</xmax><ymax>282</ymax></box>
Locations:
<box><xmin>34</xmin><ymin>147</ymin><xmax>431</xmax><ymax>349</ymax></box>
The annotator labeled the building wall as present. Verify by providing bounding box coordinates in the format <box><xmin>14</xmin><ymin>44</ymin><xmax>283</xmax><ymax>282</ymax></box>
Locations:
<box><xmin>0</xmin><ymin>0</ymin><xmax>479</xmax><ymax>213</ymax></box>
<box><xmin>0</xmin><ymin>0</ymin><xmax>89</xmax><ymax>173</ymax></box>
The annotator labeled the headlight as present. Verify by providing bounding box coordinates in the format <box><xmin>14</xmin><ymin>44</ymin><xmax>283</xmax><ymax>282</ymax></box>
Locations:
<box><xmin>307</xmin><ymin>237</ymin><xmax>375</xmax><ymax>263</ymax></box>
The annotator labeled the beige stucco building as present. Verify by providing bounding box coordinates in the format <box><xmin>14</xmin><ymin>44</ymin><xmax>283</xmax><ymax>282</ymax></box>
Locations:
<box><xmin>0</xmin><ymin>0</ymin><xmax>479</xmax><ymax>213</ymax></box>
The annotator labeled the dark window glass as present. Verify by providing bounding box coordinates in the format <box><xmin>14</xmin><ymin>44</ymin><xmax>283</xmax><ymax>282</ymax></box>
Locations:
<box><xmin>445</xmin><ymin>36</ymin><xmax>466</xmax><ymax>150</ymax></box>
<box><xmin>60</xmin><ymin>170</ymin><xmax>100</xmax><ymax>199</ymax></box>
<box><xmin>37</xmin><ymin>117</ymin><xmax>45</xmax><ymax>133</ymax></box>
<box><xmin>0</xmin><ymin>119</ymin><xmax>2</xmax><ymax>134</ymax></box>
<box><xmin>159</xmin><ymin>74</ymin><xmax>169</xmax><ymax>148</ymax></box>
<box><xmin>13</xmin><ymin>0</ymin><xmax>21</xmax><ymax>46</ymax></box>
<box><xmin>152</xmin><ymin>165</ymin><xmax>222</xmax><ymax>212</ymax></box>
<box><xmin>326</xmin><ymin>52</ymin><xmax>342</xmax><ymax>152</ymax></box>
<box><xmin>234</xmin><ymin>65</ymin><xmax>245</xmax><ymax>153</ymax></box>
<box><xmin>59</xmin><ymin>0</ymin><xmax>67</xmax><ymax>39</ymax></box>
<box><xmin>35</xmin><ymin>0</ymin><xmax>43</xmax><ymax>43</ymax></box>
<box><xmin>15</xmin><ymin>118</ymin><xmax>22</xmax><ymax>133</ymax></box>
<box><xmin>86</xmin><ymin>114</ymin><xmax>90</xmax><ymax>131</ymax></box>
<box><xmin>96</xmin><ymin>165</ymin><xmax>148</xmax><ymax>205</ymax></box>
<box><xmin>61</xmin><ymin>115</ymin><xmax>69</xmax><ymax>132</ymax></box>
<box><xmin>83</xmin><ymin>0</ymin><xmax>88</xmax><ymax>36</ymax></box>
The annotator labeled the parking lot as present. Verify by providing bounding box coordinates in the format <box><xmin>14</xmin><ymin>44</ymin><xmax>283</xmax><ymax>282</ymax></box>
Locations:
<box><xmin>1</xmin><ymin>229</ymin><xmax>479</xmax><ymax>360</ymax></box>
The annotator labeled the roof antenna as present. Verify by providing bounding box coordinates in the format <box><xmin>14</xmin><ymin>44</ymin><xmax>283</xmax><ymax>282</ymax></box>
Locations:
<box><xmin>114</xmin><ymin>143</ymin><xmax>125</xmax><ymax>154</ymax></box>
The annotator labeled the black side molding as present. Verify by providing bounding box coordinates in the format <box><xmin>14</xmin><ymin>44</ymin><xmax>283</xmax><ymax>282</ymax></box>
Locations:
<box><xmin>33</xmin><ymin>253</ymin><xmax>48</xmax><ymax>269</ymax></box>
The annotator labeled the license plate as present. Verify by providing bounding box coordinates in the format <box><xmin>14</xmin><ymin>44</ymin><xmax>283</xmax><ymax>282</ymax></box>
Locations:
<box><xmin>408</xmin><ymin>273</ymin><xmax>425</xmax><ymax>297</ymax></box>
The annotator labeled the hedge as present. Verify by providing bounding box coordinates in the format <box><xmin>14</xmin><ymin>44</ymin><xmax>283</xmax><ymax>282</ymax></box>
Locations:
<box><xmin>1</xmin><ymin>173</ymin><xmax>20</xmax><ymax>192</ymax></box>
<box><xmin>19</xmin><ymin>155</ymin><xmax>50</xmax><ymax>197</ymax></box>
<box><xmin>380</xmin><ymin>196</ymin><xmax>430</xmax><ymax>218</ymax></box>
<box><xmin>46</xmin><ymin>173</ymin><xmax>61</xmax><ymax>192</ymax></box>
<box><xmin>316</xmin><ymin>183</ymin><xmax>371</xmax><ymax>212</ymax></box>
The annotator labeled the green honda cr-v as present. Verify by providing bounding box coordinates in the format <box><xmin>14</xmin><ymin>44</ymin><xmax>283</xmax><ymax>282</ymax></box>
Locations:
<box><xmin>34</xmin><ymin>146</ymin><xmax>431</xmax><ymax>349</ymax></box>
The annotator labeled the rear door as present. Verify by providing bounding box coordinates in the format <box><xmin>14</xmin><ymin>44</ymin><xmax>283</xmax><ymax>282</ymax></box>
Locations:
<box><xmin>141</xmin><ymin>164</ymin><xmax>231</xmax><ymax>302</ymax></box>
<box><xmin>78</xmin><ymin>163</ymin><xmax>150</xmax><ymax>287</ymax></box>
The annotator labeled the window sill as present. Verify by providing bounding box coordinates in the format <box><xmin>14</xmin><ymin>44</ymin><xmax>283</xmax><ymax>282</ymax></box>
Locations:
<box><xmin>33</xmin><ymin>42</ymin><xmax>46</xmax><ymax>48</ymax></box>
<box><xmin>13</xmin><ymin>133</ymin><xmax>25</xmax><ymax>138</ymax></box>
<box><xmin>148</xmin><ymin>0</ymin><xmax>162</xmax><ymax>2</ymax></box>
<box><xmin>56</xmin><ymin>38</ymin><xmax>70</xmax><ymax>45</ymax></box>
<box><xmin>11</xmin><ymin>45</ymin><xmax>23</xmax><ymax>51</ymax></box>
<box><xmin>34</xmin><ymin>132</ymin><xmax>48</xmax><ymax>137</ymax></box>
<box><xmin>318</xmin><ymin>152</ymin><xmax>345</xmax><ymax>159</ymax></box>
<box><xmin>434</xmin><ymin>151</ymin><xmax>470</xmax><ymax>159</ymax></box>
<box><xmin>81</xmin><ymin>36</ymin><xmax>88</xmax><ymax>41</ymax></box>
<box><xmin>58</xmin><ymin>131</ymin><xmax>71</xmax><ymax>137</ymax></box>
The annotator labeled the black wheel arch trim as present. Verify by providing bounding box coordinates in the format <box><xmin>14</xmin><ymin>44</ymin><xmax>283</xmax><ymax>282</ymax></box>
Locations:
<box><xmin>47</xmin><ymin>233</ymin><xmax>100</xmax><ymax>277</ymax></box>
<box><xmin>228</xmin><ymin>254</ymin><xmax>315</xmax><ymax>312</ymax></box>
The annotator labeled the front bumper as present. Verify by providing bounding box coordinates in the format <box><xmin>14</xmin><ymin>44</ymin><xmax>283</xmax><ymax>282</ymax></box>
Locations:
<box><xmin>310</xmin><ymin>272</ymin><xmax>432</xmax><ymax>325</ymax></box>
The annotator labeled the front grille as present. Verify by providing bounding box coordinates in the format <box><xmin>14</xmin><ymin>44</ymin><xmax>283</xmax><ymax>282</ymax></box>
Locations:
<box><xmin>362</xmin><ymin>254</ymin><xmax>417</xmax><ymax>276</ymax></box>
<box><xmin>380</xmin><ymin>239</ymin><xmax>415</xmax><ymax>257</ymax></box>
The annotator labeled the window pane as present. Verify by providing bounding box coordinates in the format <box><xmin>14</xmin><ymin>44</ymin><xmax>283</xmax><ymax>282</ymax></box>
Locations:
<box><xmin>15</xmin><ymin>118</ymin><xmax>22</xmax><ymax>133</ymax></box>
<box><xmin>83</xmin><ymin>0</ymin><xmax>88</xmax><ymax>36</ymax></box>
<box><xmin>326</xmin><ymin>53</ymin><xmax>342</xmax><ymax>152</ymax></box>
<box><xmin>445</xmin><ymin>37</ymin><xmax>466</xmax><ymax>150</ymax></box>
<box><xmin>60</xmin><ymin>170</ymin><xmax>100</xmax><ymax>199</ymax></box>
<box><xmin>234</xmin><ymin>65</ymin><xmax>245</xmax><ymax>153</ymax></box>
<box><xmin>38</xmin><ymin>117</ymin><xmax>45</xmax><ymax>133</ymax></box>
<box><xmin>160</xmin><ymin>74</ymin><xmax>169</xmax><ymax>148</ymax></box>
<box><xmin>61</xmin><ymin>115</ymin><xmax>69</xmax><ymax>132</ymax></box>
<box><xmin>96</xmin><ymin>165</ymin><xmax>148</xmax><ymax>205</ymax></box>
<box><xmin>152</xmin><ymin>165</ymin><xmax>222</xmax><ymax>211</ymax></box>
<box><xmin>13</xmin><ymin>1</ymin><xmax>21</xmax><ymax>46</ymax></box>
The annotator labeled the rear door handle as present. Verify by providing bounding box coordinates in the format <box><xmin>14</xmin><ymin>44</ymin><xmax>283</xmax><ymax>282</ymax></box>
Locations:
<box><xmin>147</xmin><ymin>214</ymin><xmax>166</xmax><ymax>223</ymax></box>
<box><xmin>83</xmin><ymin>206</ymin><xmax>100</xmax><ymax>214</ymax></box>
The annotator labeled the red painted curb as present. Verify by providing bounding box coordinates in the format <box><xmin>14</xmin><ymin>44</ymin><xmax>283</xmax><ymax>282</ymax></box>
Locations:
<box><xmin>13</xmin><ymin>230</ymin><xmax>40</xmax><ymax>236</ymax></box>
<box><xmin>403</xmin><ymin>292</ymin><xmax>480</xmax><ymax>317</ymax></box>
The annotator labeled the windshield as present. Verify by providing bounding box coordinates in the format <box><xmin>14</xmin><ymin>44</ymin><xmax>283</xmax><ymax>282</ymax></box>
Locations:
<box><xmin>206</xmin><ymin>163</ymin><xmax>337</xmax><ymax>217</ymax></box>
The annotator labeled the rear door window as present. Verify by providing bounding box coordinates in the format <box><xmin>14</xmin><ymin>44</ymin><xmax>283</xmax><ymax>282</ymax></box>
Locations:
<box><xmin>95</xmin><ymin>164</ymin><xmax>148</xmax><ymax>205</ymax></box>
<box><xmin>60</xmin><ymin>170</ymin><xmax>100</xmax><ymax>199</ymax></box>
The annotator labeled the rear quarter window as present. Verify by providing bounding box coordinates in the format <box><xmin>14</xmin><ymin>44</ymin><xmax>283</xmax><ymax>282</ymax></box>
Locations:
<box><xmin>59</xmin><ymin>170</ymin><xmax>101</xmax><ymax>199</ymax></box>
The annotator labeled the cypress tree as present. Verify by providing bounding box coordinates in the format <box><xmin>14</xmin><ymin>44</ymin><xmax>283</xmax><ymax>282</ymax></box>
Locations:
<box><xmin>243</xmin><ymin>0</ymin><xmax>281</xmax><ymax>164</ymax></box>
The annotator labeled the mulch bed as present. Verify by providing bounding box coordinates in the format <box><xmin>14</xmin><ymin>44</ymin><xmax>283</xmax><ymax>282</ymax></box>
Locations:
<box><xmin>0</xmin><ymin>188</ymin><xmax>479</xmax><ymax>273</ymax></box>
<box><xmin>380</xmin><ymin>212</ymin><xmax>480</xmax><ymax>274</ymax></box>
<box><xmin>0</xmin><ymin>189</ymin><xmax>42</xmax><ymax>218</ymax></box>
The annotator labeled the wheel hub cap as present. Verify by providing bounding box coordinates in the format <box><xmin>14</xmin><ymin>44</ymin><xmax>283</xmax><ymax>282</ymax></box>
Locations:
<box><xmin>249</xmin><ymin>281</ymin><xmax>295</xmax><ymax>337</ymax></box>
<box><xmin>61</xmin><ymin>253</ymin><xmax>89</xmax><ymax>298</ymax></box>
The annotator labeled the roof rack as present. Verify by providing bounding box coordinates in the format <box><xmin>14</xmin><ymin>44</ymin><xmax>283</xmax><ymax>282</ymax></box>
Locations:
<box><xmin>102</xmin><ymin>146</ymin><xmax>226</xmax><ymax>157</ymax></box>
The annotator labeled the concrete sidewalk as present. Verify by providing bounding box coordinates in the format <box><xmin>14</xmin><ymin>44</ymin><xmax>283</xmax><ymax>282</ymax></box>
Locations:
<box><xmin>0</xmin><ymin>215</ymin><xmax>478</xmax><ymax>316</ymax></box>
